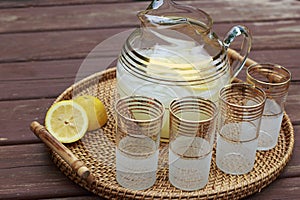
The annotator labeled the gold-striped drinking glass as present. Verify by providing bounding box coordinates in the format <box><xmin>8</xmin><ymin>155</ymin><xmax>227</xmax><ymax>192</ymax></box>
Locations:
<box><xmin>246</xmin><ymin>63</ymin><xmax>291</xmax><ymax>151</ymax></box>
<box><xmin>216</xmin><ymin>83</ymin><xmax>266</xmax><ymax>175</ymax></box>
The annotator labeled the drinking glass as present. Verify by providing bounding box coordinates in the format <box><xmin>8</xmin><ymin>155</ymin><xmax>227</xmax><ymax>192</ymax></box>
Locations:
<box><xmin>169</xmin><ymin>96</ymin><xmax>218</xmax><ymax>191</ymax></box>
<box><xmin>247</xmin><ymin>63</ymin><xmax>291</xmax><ymax>150</ymax></box>
<box><xmin>115</xmin><ymin>95</ymin><xmax>164</xmax><ymax>190</ymax></box>
<box><xmin>216</xmin><ymin>83</ymin><xmax>266</xmax><ymax>175</ymax></box>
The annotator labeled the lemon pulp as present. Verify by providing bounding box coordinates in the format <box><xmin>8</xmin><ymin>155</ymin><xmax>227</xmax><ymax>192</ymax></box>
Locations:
<box><xmin>45</xmin><ymin>100</ymin><xmax>88</xmax><ymax>143</ymax></box>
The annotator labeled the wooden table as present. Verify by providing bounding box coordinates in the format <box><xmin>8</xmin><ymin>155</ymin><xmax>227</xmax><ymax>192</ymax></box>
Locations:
<box><xmin>1</xmin><ymin>0</ymin><xmax>300</xmax><ymax>199</ymax></box>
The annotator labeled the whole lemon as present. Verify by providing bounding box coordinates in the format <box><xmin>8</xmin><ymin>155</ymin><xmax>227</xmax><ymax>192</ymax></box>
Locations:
<box><xmin>74</xmin><ymin>95</ymin><xmax>108</xmax><ymax>131</ymax></box>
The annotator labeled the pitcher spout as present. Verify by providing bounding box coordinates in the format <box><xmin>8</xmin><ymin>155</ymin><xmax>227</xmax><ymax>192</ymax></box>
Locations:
<box><xmin>146</xmin><ymin>0</ymin><xmax>166</xmax><ymax>10</ymax></box>
<box><xmin>138</xmin><ymin>11</ymin><xmax>188</xmax><ymax>28</ymax></box>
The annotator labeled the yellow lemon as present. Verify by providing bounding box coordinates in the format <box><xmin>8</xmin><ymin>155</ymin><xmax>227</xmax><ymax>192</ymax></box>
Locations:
<box><xmin>45</xmin><ymin>100</ymin><xmax>88</xmax><ymax>143</ymax></box>
<box><xmin>146</xmin><ymin>56</ymin><xmax>215</xmax><ymax>91</ymax></box>
<box><xmin>73</xmin><ymin>95</ymin><xmax>108</xmax><ymax>131</ymax></box>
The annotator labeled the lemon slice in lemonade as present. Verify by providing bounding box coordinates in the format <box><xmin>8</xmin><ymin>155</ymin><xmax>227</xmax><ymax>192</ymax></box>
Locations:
<box><xmin>147</xmin><ymin>55</ymin><xmax>216</xmax><ymax>92</ymax></box>
<box><xmin>45</xmin><ymin>100</ymin><xmax>88</xmax><ymax>143</ymax></box>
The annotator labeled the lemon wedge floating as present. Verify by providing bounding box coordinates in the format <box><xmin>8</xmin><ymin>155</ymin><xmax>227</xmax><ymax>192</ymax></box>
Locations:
<box><xmin>73</xmin><ymin>95</ymin><xmax>108</xmax><ymax>131</ymax></box>
<box><xmin>45</xmin><ymin>100</ymin><xmax>89</xmax><ymax>143</ymax></box>
<box><xmin>145</xmin><ymin>49</ymin><xmax>216</xmax><ymax>92</ymax></box>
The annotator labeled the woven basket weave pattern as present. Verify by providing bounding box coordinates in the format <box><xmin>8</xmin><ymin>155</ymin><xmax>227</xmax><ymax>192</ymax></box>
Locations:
<box><xmin>50</xmin><ymin>61</ymin><xmax>294</xmax><ymax>199</ymax></box>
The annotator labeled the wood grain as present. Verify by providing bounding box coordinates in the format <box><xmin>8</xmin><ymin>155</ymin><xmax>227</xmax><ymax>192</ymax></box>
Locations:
<box><xmin>0</xmin><ymin>76</ymin><xmax>299</xmax><ymax>146</ymax></box>
<box><xmin>0</xmin><ymin>165</ymin><xmax>92</xmax><ymax>200</ymax></box>
<box><xmin>0</xmin><ymin>98</ymin><xmax>52</xmax><ymax>145</ymax></box>
<box><xmin>0</xmin><ymin>21</ymin><xmax>299</xmax><ymax>64</ymax></box>
<box><xmin>0</xmin><ymin>0</ymin><xmax>138</xmax><ymax>8</ymax></box>
<box><xmin>0</xmin><ymin>49</ymin><xmax>299</xmax><ymax>82</ymax></box>
<box><xmin>0</xmin><ymin>0</ymin><xmax>299</xmax><ymax>33</ymax></box>
<box><xmin>0</xmin><ymin>0</ymin><xmax>299</xmax><ymax>199</ymax></box>
<box><xmin>0</xmin><ymin>136</ymin><xmax>299</xmax><ymax>199</ymax></box>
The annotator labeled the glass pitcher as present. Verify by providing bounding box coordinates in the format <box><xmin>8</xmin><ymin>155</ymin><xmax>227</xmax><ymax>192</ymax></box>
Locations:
<box><xmin>116</xmin><ymin>0</ymin><xmax>252</xmax><ymax>140</ymax></box>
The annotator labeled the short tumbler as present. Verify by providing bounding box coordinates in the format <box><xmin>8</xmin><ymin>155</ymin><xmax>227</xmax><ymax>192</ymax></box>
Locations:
<box><xmin>169</xmin><ymin>96</ymin><xmax>218</xmax><ymax>191</ymax></box>
<box><xmin>216</xmin><ymin>83</ymin><xmax>266</xmax><ymax>175</ymax></box>
<box><xmin>115</xmin><ymin>96</ymin><xmax>164</xmax><ymax>190</ymax></box>
<box><xmin>247</xmin><ymin>63</ymin><xmax>291</xmax><ymax>150</ymax></box>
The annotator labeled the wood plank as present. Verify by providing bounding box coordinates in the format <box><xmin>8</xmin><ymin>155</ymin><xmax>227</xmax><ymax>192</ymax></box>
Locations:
<box><xmin>0</xmin><ymin>66</ymin><xmax>298</xmax><ymax>145</ymax></box>
<box><xmin>0</xmin><ymin>58</ymin><xmax>118</xmax><ymax>100</ymax></box>
<box><xmin>0</xmin><ymin>143</ymin><xmax>101</xmax><ymax>199</ymax></box>
<box><xmin>0</xmin><ymin>142</ymin><xmax>299</xmax><ymax>199</ymax></box>
<box><xmin>0</xmin><ymin>28</ymin><xmax>127</xmax><ymax>63</ymax></box>
<box><xmin>0</xmin><ymin>78</ymin><xmax>76</xmax><ymax>100</ymax></box>
<box><xmin>0</xmin><ymin>49</ymin><xmax>298</xmax><ymax>82</ymax></box>
<box><xmin>0</xmin><ymin>164</ymin><xmax>92</xmax><ymax>199</ymax></box>
<box><xmin>0</xmin><ymin>59</ymin><xmax>83</xmax><ymax>81</ymax></box>
<box><xmin>0</xmin><ymin>84</ymin><xmax>299</xmax><ymax>144</ymax></box>
<box><xmin>213</xmin><ymin>20</ymin><xmax>300</xmax><ymax>50</ymax></box>
<box><xmin>285</xmin><ymin>88</ymin><xmax>300</xmax><ymax>125</ymax></box>
<box><xmin>0</xmin><ymin>3</ymin><xmax>141</xmax><ymax>34</ymax></box>
<box><xmin>44</xmin><ymin>194</ymin><xmax>101</xmax><ymax>200</ymax></box>
<box><xmin>0</xmin><ymin>57</ymin><xmax>118</xmax><ymax>81</ymax></box>
<box><xmin>0</xmin><ymin>143</ymin><xmax>100</xmax><ymax>199</ymax></box>
<box><xmin>0</xmin><ymin>62</ymin><xmax>298</xmax><ymax>101</ymax></box>
<box><xmin>1</xmin><ymin>128</ymin><xmax>298</xmax><ymax>171</ymax></box>
<box><xmin>0</xmin><ymin>0</ymin><xmax>135</xmax><ymax>8</ymax></box>
<box><xmin>42</xmin><ymin>197</ymin><xmax>101</xmax><ymax>200</ymax></box>
<box><xmin>246</xmin><ymin>177</ymin><xmax>300</xmax><ymax>199</ymax></box>
<box><xmin>0</xmin><ymin>20</ymin><xmax>299</xmax><ymax>63</ymax></box>
<box><xmin>279</xmin><ymin>125</ymin><xmax>300</xmax><ymax>178</ymax></box>
<box><xmin>0</xmin><ymin>98</ymin><xmax>53</xmax><ymax>145</ymax></box>
<box><xmin>0</xmin><ymin>0</ymin><xmax>299</xmax><ymax>33</ymax></box>
<box><xmin>235</xmin><ymin>49</ymin><xmax>300</xmax><ymax>84</ymax></box>
<box><xmin>0</xmin><ymin>143</ymin><xmax>52</xmax><ymax>169</ymax></box>
<box><xmin>0</xmin><ymin>1</ymin><xmax>299</xmax><ymax>200</ymax></box>
<box><xmin>249</xmin><ymin>49</ymin><xmax>300</xmax><ymax>69</ymax></box>
<box><xmin>0</xmin><ymin>90</ymin><xmax>299</xmax><ymax>146</ymax></box>
<box><xmin>0</xmin><ymin>0</ymin><xmax>218</xmax><ymax>9</ymax></box>
<box><xmin>0</xmin><ymin>82</ymin><xmax>297</xmax><ymax>145</ymax></box>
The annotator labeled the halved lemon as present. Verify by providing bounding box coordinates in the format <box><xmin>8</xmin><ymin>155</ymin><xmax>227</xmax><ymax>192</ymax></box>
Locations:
<box><xmin>45</xmin><ymin>100</ymin><xmax>88</xmax><ymax>143</ymax></box>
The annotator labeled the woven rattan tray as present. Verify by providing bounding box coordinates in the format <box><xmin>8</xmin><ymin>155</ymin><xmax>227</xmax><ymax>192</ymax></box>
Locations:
<box><xmin>50</xmin><ymin>59</ymin><xmax>294</xmax><ymax>199</ymax></box>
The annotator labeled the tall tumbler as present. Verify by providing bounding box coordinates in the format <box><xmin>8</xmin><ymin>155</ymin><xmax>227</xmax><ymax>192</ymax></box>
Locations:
<box><xmin>169</xmin><ymin>96</ymin><xmax>218</xmax><ymax>191</ymax></box>
<box><xmin>115</xmin><ymin>95</ymin><xmax>164</xmax><ymax>190</ymax></box>
<box><xmin>216</xmin><ymin>83</ymin><xmax>266</xmax><ymax>175</ymax></box>
<box><xmin>247</xmin><ymin>63</ymin><xmax>291</xmax><ymax>150</ymax></box>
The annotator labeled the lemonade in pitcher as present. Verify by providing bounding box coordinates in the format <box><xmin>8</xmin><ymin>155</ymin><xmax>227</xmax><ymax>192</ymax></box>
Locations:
<box><xmin>116</xmin><ymin>37</ymin><xmax>231</xmax><ymax>139</ymax></box>
<box><xmin>116</xmin><ymin>0</ymin><xmax>251</xmax><ymax>140</ymax></box>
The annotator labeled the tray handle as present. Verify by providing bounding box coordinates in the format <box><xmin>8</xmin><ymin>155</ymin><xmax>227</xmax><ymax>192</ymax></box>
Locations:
<box><xmin>30</xmin><ymin>121</ymin><xmax>95</xmax><ymax>185</ymax></box>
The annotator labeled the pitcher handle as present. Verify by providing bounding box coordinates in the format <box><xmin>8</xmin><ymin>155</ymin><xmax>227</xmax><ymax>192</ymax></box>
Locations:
<box><xmin>223</xmin><ymin>25</ymin><xmax>252</xmax><ymax>81</ymax></box>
